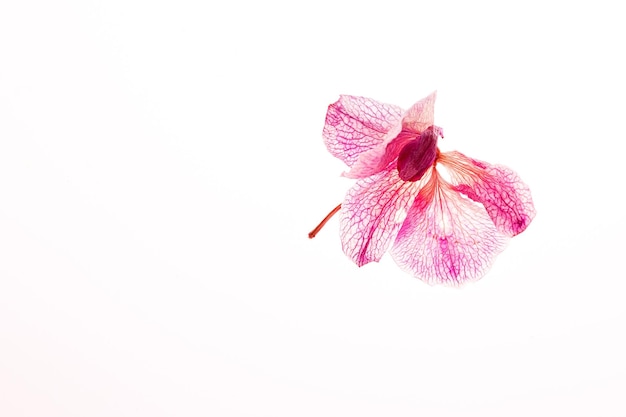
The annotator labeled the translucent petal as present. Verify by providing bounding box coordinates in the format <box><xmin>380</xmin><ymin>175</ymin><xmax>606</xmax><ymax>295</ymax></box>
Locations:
<box><xmin>342</xmin><ymin>128</ymin><xmax>413</xmax><ymax>179</ymax></box>
<box><xmin>391</xmin><ymin>172</ymin><xmax>509</xmax><ymax>286</ymax></box>
<box><xmin>342</xmin><ymin>92</ymin><xmax>438</xmax><ymax>179</ymax></box>
<box><xmin>438</xmin><ymin>151</ymin><xmax>536</xmax><ymax>236</ymax></box>
<box><xmin>322</xmin><ymin>95</ymin><xmax>403</xmax><ymax>167</ymax></box>
<box><xmin>402</xmin><ymin>91</ymin><xmax>437</xmax><ymax>134</ymax></box>
<box><xmin>340</xmin><ymin>166</ymin><xmax>426</xmax><ymax>267</ymax></box>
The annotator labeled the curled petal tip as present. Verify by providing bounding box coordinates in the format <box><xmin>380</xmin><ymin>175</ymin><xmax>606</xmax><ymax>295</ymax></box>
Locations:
<box><xmin>439</xmin><ymin>151</ymin><xmax>536</xmax><ymax>237</ymax></box>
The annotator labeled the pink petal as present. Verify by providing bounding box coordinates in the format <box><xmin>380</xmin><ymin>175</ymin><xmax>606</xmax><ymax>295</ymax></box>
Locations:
<box><xmin>402</xmin><ymin>91</ymin><xmax>437</xmax><ymax>134</ymax></box>
<box><xmin>340</xmin><ymin>166</ymin><xmax>426</xmax><ymax>267</ymax></box>
<box><xmin>343</xmin><ymin>92</ymin><xmax>439</xmax><ymax>180</ymax></box>
<box><xmin>322</xmin><ymin>95</ymin><xmax>404</xmax><ymax>167</ymax></box>
<box><xmin>342</xmin><ymin>128</ymin><xmax>413</xmax><ymax>179</ymax></box>
<box><xmin>438</xmin><ymin>151</ymin><xmax>536</xmax><ymax>236</ymax></box>
<box><xmin>391</xmin><ymin>171</ymin><xmax>509</xmax><ymax>286</ymax></box>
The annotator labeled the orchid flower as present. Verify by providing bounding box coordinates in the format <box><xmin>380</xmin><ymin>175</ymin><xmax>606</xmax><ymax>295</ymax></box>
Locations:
<box><xmin>309</xmin><ymin>92</ymin><xmax>535</xmax><ymax>286</ymax></box>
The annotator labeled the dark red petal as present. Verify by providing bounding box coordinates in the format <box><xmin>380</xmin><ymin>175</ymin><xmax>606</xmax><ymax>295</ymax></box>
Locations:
<box><xmin>397</xmin><ymin>129</ymin><xmax>438</xmax><ymax>182</ymax></box>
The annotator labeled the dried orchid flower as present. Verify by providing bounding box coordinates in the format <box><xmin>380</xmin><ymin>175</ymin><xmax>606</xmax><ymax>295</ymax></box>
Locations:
<box><xmin>309</xmin><ymin>92</ymin><xmax>535</xmax><ymax>286</ymax></box>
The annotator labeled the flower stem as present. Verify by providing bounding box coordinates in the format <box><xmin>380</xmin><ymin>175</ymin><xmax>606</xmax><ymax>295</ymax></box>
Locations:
<box><xmin>308</xmin><ymin>204</ymin><xmax>342</xmax><ymax>239</ymax></box>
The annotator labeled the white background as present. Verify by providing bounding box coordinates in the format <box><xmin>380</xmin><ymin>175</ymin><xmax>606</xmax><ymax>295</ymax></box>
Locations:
<box><xmin>1</xmin><ymin>0</ymin><xmax>624</xmax><ymax>416</ymax></box>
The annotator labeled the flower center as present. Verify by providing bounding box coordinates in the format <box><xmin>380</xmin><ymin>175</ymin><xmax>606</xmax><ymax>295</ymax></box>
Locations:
<box><xmin>396</xmin><ymin>127</ymin><xmax>439</xmax><ymax>182</ymax></box>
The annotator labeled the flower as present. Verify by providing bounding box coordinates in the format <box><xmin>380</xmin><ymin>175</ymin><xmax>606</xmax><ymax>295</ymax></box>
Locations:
<box><xmin>309</xmin><ymin>92</ymin><xmax>536</xmax><ymax>286</ymax></box>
